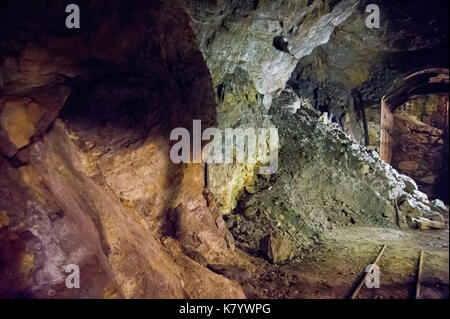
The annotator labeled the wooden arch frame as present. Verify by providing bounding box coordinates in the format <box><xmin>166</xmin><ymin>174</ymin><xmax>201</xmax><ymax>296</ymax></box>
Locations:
<box><xmin>379</xmin><ymin>68</ymin><xmax>449</xmax><ymax>164</ymax></box>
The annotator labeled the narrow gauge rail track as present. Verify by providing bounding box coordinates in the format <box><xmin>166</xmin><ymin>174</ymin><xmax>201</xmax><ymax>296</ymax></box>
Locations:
<box><xmin>350</xmin><ymin>244</ymin><xmax>426</xmax><ymax>299</ymax></box>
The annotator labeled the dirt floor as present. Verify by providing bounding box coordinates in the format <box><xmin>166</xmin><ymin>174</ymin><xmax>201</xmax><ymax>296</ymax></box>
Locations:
<box><xmin>217</xmin><ymin>221</ymin><xmax>449</xmax><ymax>299</ymax></box>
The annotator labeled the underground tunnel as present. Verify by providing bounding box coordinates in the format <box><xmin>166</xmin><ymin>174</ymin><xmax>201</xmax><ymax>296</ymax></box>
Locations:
<box><xmin>0</xmin><ymin>0</ymin><xmax>448</xmax><ymax>303</ymax></box>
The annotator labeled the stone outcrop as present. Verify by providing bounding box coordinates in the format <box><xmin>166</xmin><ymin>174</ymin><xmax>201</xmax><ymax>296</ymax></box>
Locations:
<box><xmin>185</xmin><ymin>0</ymin><xmax>359</xmax><ymax>213</ymax></box>
<box><xmin>260</xmin><ymin>232</ymin><xmax>295</xmax><ymax>264</ymax></box>
<box><xmin>168</xmin><ymin>201</ymin><xmax>235</xmax><ymax>266</ymax></box>
<box><xmin>288</xmin><ymin>0</ymin><xmax>449</xmax><ymax>146</ymax></box>
<box><xmin>0</xmin><ymin>0</ymin><xmax>244</xmax><ymax>299</ymax></box>
<box><xmin>187</xmin><ymin>0</ymin><xmax>449</xmax><ymax>215</ymax></box>
<box><xmin>186</xmin><ymin>0</ymin><xmax>358</xmax><ymax>95</ymax></box>
<box><xmin>226</xmin><ymin>104</ymin><xmax>447</xmax><ymax>251</ymax></box>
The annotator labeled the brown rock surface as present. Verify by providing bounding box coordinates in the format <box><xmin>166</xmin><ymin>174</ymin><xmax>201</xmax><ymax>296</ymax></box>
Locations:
<box><xmin>260</xmin><ymin>232</ymin><xmax>296</xmax><ymax>264</ymax></box>
<box><xmin>0</xmin><ymin>0</ymin><xmax>244</xmax><ymax>299</ymax></box>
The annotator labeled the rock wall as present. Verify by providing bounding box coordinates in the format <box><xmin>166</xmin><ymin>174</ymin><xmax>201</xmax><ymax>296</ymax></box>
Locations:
<box><xmin>0</xmin><ymin>0</ymin><xmax>244</xmax><ymax>298</ymax></box>
<box><xmin>186</xmin><ymin>0</ymin><xmax>358</xmax><ymax>95</ymax></box>
<box><xmin>226</xmin><ymin>102</ymin><xmax>446</xmax><ymax>252</ymax></box>
<box><xmin>184</xmin><ymin>0</ymin><xmax>449</xmax><ymax>250</ymax></box>
<box><xmin>185</xmin><ymin>0</ymin><xmax>359</xmax><ymax>213</ymax></box>
<box><xmin>186</xmin><ymin>0</ymin><xmax>449</xmax><ymax>215</ymax></box>
<box><xmin>288</xmin><ymin>0</ymin><xmax>449</xmax><ymax>145</ymax></box>
<box><xmin>0</xmin><ymin>0</ymin><xmax>448</xmax><ymax>298</ymax></box>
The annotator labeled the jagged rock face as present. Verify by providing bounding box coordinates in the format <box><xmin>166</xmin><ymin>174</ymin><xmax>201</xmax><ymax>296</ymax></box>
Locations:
<box><xmin>288</xmin><ymin>0</ymin><xmax>449</xmax><ymax>144</ymax></box>
<box><xmin>186</xmin><ymin>0</ymin><xmax>358</xmax><ymax>95</ymax></box>
<box><xmin>186</xmin><ymin>0</ymin><xmax>448</xmax><ymax>217</ymax></box>
<box><xmin>185</xmin><ymin>0</ymin><xmax>359</xmax><ymax>214</ymax></box>
<box><xmin>0</xmin><ymin>0</ymin><xmax>448</xmax><ymax>299</ymax></box>
<box><xmin>0</xmin><ymin>0</ymin><xmax>244</xmax><ymax>299</ymax></box>
<box><xmin>226</xmin><ymin>105</ymin><xmax>446</xmax><ymax>251</ymax></box>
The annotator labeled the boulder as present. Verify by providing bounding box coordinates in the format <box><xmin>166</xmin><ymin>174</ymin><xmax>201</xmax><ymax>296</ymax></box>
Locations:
<box><xmin>244</xmin><ymin>206</ymin><xmax>258</xmax><ymax>219</ymax></box>
<box><xmin>259</xmin><ymin>232</ymin><xmax>295</xmax><ymax>264</ymax></box>
<box><xmin>431</xmin><ymin>199</ymin><xmax>449</xmax><ymax>215</ymax></box>
<box><xmin>411</xmin><ymin>217</ymin><xmax>445</xmax><ymax>230</ymax></box>
<box><xmin>399</xmin><ymin>197</ymin><xmax>423</xmax><ymax>219</ymax></box>
<box><xmin>0</xmin><ymin>85</ymin><xmax>71</xmax><ymax>157</ymax></box>
<box><xmin>171</xmin><ymin>204</ymin><xmax>234</xmax><ymax>265</ymax></box>
<box><xmin>401</xmin><ymin>175</ymin><xmax>418</xmax><ymax>193</ymax></box>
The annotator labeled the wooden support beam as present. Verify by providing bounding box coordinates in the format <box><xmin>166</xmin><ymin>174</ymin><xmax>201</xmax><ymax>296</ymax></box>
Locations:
<box><xmin>380</xmin><ymin>98</ymin><xmax>394</xmax><ymax>163</ymax></box>
<box><xmin>350</xmin><ymin>244</ymin><xmax>387</xmax><ymax>299</ymax></box>
<box><xmin>380</xmin><ymin>68</ymin><xmax>448</xmax><ymax>163</ymax></box>
<box><xmin>415</xmin><ymin>250</ymin><xmax>424</xmax><ymax>299</ymax></box>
